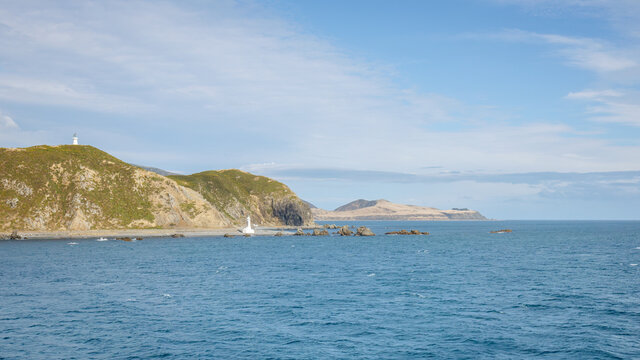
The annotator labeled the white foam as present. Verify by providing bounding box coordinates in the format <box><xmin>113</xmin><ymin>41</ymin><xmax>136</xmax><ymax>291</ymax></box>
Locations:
<box><xmin>163</xmin><ymin>294</ymin><xmax>172</xmax><ymax>298</ymax></box>
<box><xmin>635</xmin><ymin>247</ymin><xmax>640</xmax><ymax>250</ymax></box>
<box><xmin>630</xmin><ymin>264</ymin><xmax>638</xmax><ymax>267</ymax></box>
<box><xmin>67</xmin><ymin>242</ymin><xmax>78</xmax><ymax>245</ymax></box>
<box><xmin>367</xmin><ymin>273</ymin><xmax>376</xmax><ymax>277</ymax></box>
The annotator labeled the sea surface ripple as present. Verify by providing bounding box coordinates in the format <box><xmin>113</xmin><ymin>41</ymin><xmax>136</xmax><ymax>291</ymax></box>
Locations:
<box><xmin>1</xmin><ymin>221</ymin><xmax>639</xmax><ymax>359</ymax></box>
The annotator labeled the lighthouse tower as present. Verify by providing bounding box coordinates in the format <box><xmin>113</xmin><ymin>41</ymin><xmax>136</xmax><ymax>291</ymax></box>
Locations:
<box><xmin>242</xmin><ymin>215</ymin><xmax>255</xmax><ymax>234</ymax></box>
<box><xmin>72</xmin><ymin>133</ymin><xmax>78</xmax><ymax>145</ymax></box>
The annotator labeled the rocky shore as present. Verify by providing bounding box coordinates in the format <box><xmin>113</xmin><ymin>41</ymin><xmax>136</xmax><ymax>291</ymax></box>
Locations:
<box><xmin>0</xmin><ymin>227</ymin><xmax>298</xmax><ymax>240</ymax></box>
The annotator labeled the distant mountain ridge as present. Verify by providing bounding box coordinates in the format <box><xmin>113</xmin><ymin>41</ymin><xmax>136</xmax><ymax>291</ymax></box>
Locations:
<box><xmin>334</xmin><ymin>199</ymin><xmax>378</xmax><ymax>212</ymax></box>
<box><xmin>313</xmin><ymin>199</ymin><xmax>487</xmax><ymax>221</ymax></box>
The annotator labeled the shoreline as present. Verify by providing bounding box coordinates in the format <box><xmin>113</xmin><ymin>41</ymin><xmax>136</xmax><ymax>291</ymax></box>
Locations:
<box><xmin>1</xmin><ymin>226</ymin><xmax>323</xmax><ymax>240</ymax></box>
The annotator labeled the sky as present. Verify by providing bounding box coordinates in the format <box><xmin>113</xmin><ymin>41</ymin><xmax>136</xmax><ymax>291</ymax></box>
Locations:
<box><xmin>1</xmin><ymin>0</ymin><xmax>639</xmax><ymax>219</ymax></box>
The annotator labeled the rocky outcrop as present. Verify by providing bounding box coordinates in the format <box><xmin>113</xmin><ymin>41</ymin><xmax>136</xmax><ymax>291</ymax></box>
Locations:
<box><xmin>338</xmin><ymin>225</ymin><xmax>353</xmax><ymax>236</ymax></box>
<box><xmin>312</xmin><ymin>229</ymin><xmax>329</xmax><ymax>236</ymax></box>
<box><xmin>355</xmin><ymin>226</ymin><xmax>375</xmax><ymax>236</ymax></box>
<box><xmin>385</xmin><ymin>229</ymin><xmax>430</xmax><ymax>235</ymax></box>
<box><xmin>271</xmin><ymin>198</ymin><xmax>313</xmax><ymax>226</ymax></box>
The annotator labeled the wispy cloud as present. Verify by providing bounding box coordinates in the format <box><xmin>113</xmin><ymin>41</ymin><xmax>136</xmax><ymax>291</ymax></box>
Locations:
<box><xmin>249</xmin><ymin>165</ymin><xmax>640</xmax><ymax>186</ymax></box>
<box><xmin>567</xmin><ymin>89</ymin><xmax>640</xmax><ymax>126</ymax></box>
<box><xmin>0</xmin><ymin>110</ymin><xmax>18</xmax><ymax>129</ymax></box>
<box><xmin>482</xmin><ymin>29</ymin><xmax>637</xmax><ymax>73</ymax></box>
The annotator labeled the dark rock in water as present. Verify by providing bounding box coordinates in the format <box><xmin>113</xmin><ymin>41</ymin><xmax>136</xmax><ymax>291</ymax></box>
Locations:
<box><xmin>385</xmin><ymin>229</ymin><xmax>428</xmax><ymax>236</ymax></box>
<box><xmin>338</xmin><ymin>226</ymin><xmax>353</xmax><ymax>236</ymax></box>
<box><xmin>323</xmin><ymin>224</ymin><xmax>339</xmax><ymax>229</ymax></box>
<box><xmin>171</xmin><ymin>234</ymin><xmax>185</xmax><ymax>238</ymax></box>
<box><xmin>293</xmin><ymin>228</ymin><xmax>305</xmax><ymax>236</ymax></box>
<box><xmin>135</xmin><ymin>237</ymin><xmax>143</xmax><ymax>240</ymax></box>
<box><xmin>490</xmin><ymin>229</ymin><xmax>513</xmax><ymax>234</ymax></box>
<box><xmin>355</xmin><ymin>226</ymin><xmax>375</xmax><ymax>236</ymax></box>
<box><xmin>243</xmin><ymin>234</ymin><xmax>251</xmax><ymax>237</ymax></box>
<box><xmin>312</xmin><ymin>229</ymin><xmax>329</xmax><ymax>236</ymax></box>
<box><xmin>274</xmin><ymin>232</ymin><xmax>283</xmax><ymax>237</ymax></box>
<box><xmin>271</xmin><ymin>199</ymin><xmax>314</xmax><ymax>226</ymax></box>
<box><xmin>117</xmin><ymin>237</ymin><xmax>132</xmax><ymax>241</ymax></box>
<box><xmin>421</xmin><ymin>232</ymin><xmax>430</xmax><ymax>235</ymax></box>
<box><xmin>9</xmin><ymin>231</ymin><xmax>22</xmax><ymax>240</ymax></box>
<box><xmin>223</xmin><ymin>234</ymin><xmax>235</xmax><ymax>238</ymax></box>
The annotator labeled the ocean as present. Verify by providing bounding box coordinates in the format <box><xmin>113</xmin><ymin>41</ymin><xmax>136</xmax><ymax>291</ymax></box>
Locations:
<box><xmin>1</xmin><ymin>221</ymin><xmax>639</xmax><ymax>359</ymax></box>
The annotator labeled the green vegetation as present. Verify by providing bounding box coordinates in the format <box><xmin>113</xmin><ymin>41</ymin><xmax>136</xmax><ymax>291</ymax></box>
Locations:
<box><xmin>170</xmin><ymin>169</ymin><xmax>289</xmax><ymax>216</ymax></box>
<box><xmin>0</xmin><ymin>146</ymin><xmax>313</xmax><ymax>230</ymax></box>
<box><xmin>0</xmin><ymin>145</ymin><xmax>155</xmax><ymax>230</ymax></box>
<box><xmin>170</xmin><ymin>169</ymin><xmax>312</xmax><ymax>226</ymax></box>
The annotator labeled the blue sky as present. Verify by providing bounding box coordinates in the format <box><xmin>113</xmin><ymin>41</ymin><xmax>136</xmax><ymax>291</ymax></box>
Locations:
<box><xmin>1</xmin><ymin>0</ymin><xmax>639</xmax><ymax>219</ymax></box>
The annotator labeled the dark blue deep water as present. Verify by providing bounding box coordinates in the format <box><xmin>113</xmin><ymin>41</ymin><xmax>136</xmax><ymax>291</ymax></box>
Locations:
<box><xmin>1</xmin><ymin>221</ymin><xmax>640</xmax><ymax>359</ymax></box>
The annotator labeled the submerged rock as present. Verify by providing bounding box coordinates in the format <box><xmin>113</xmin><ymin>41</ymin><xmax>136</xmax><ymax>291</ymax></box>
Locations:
<box><xmin>338</xmin><ymin>225</ymin><xmax>353</xmax><ymax>236</ymax></box>
<box><xmin>223</xmin><ymin>234</ymin><xmax>235</xmax><ymax>238</ymax></box>
<box><xmin>170</xmin><ymin>233</ymin><xmax>185</xmax><ymax>238</ymax></box>
<box><xmin>274</xmin><ymin>232</ymin><xmax>283</xmax><ymax>237</ymax></box>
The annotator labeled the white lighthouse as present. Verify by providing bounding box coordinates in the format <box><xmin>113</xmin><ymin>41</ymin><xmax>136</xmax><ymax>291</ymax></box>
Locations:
<box><xmin>72</xmin><ymin>133</ymin><xmax>78</xmax><ymax>145</ymax></box>
<box><xmin>242</xmin><ymin>215</ymin><xmax>255</xmax><ymax>234</ymax></box>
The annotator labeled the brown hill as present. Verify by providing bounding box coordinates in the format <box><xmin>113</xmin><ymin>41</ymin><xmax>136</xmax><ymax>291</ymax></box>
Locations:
<box><xmin>313</xmin><ymin>199</ymin><xmax>486</xmax><ymax>221</ymax></box>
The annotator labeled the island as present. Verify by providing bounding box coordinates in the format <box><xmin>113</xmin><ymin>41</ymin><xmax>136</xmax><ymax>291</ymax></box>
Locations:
<box><xmin>312</xmin><ymin>199</ymin><xmax>486</xmax><ymax>221</ymax></box>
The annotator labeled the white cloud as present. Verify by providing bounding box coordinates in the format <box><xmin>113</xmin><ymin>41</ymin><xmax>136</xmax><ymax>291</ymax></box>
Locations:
<box><xmin>488</xmin><ymin>30</ymin><xmax>637</xmax><ymax>73</ymax></box>
<box><xmin>566</xmin><ymin>89</ymin><xmax>623</xmax><ymax>99</ymax></box>
<box><xmin>0</xmin><ymin>0</ymin><xmax>638</xmax><ymax>176</ymax></box>
<box><xmin>0</xmin><ymin>111</ymin><xmax>18</xmax><ymax>129</ymax></box>
<box><xmin>0</xmin><ymin>76</ymin><xmax>149</xmax><ymax>113</ymax></box>
<box><xmin>567</xmin><ymin>89</ymin><xmax>640</xmax><ymax>126</ymax></box>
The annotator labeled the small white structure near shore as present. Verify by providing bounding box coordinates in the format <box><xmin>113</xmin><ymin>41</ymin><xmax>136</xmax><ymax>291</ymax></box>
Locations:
<box><xmin>72</xmin><ymin>133</ymin><xmax>78</xmax><ymax>145</ymax></box>
<box><xmin>242</xmin><ymin>215</ymin><xmax>255</xmax><ymax>234</ymax></box>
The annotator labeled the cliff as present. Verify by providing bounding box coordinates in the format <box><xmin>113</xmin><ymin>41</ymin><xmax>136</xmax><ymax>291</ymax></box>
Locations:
<box><xmin>0</xmin><ymin>145</ymin><xmax>312</xmax><ymax>231</ymax></box>
<box><xmin>313</xmin><ymin>199</ymin><xmax>487</xmax><ymax>221</ymax></box>
<box><xmin>169</xmin><ymin>170</ymin><xmax>314</xmax><ymax>227</ymax></box>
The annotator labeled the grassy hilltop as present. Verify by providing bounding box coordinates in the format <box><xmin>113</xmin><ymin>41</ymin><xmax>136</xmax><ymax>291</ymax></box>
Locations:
<box><xmin>170</xmin><ymin>170</ymin><xmax>313</xmax><ymax>226</ymax></box>
<box><xmin>0</xmin><ymin>145</ymin><xmax>312</xmax><ymax>231</ymax></box>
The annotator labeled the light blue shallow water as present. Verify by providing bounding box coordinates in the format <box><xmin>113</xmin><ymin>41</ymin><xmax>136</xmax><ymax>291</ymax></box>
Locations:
<box><xmin>1</xmin><ymin>221</ymin><xmax>639</xmax><ymax>359</ymax></box>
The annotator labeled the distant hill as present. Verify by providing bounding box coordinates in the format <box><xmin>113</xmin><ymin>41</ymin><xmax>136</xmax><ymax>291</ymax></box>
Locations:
<box><xmin>334</xmin><ymin>199</ymin><xmax>378</xmax><ymax>212</ymax></box>
<box><xmin>0</xmin><ymin>145</ymin><xmax>313</xmax><ymax>231</ymax></box>
<box><xmin>313</xmin><ymin>199</ymin><xmax>487</xmax><ymax>221</ymax></box>
<box><xmin>134</xmin><ymin>165</ymin><xmax>178</xmax><ymax>176</ymax></box>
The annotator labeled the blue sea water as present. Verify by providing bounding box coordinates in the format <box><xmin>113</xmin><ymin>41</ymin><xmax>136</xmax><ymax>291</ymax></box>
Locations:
<box><xmin>1</xmin><ymin>221</ymin><xmax>639</xmax><ymax>359</ymax></box>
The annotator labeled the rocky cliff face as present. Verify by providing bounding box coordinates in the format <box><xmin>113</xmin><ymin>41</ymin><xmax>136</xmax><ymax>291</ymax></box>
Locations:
<box><xmin>169</xmin><ymin>170</ymin><xmax>314</xmax><ymax>227</ymax></box>
<box><xmin>0</xmin><ymin>145</ymin><xmax>311</xmax><ymax>231</ymax></box>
